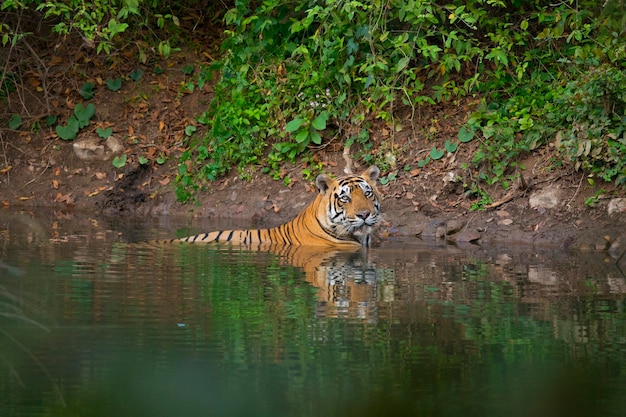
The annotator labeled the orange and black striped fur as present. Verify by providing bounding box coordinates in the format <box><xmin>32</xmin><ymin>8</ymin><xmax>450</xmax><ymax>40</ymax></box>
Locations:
<box><xmin>169</xmin><ymin>165</ymin><xmax>381</xmax><ymax>247</ymax></box>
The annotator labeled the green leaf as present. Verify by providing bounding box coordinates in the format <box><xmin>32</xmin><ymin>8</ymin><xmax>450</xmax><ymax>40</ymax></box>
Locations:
<box><xmin>417</xmin><ymin>157</ymin><xmax>431</xmax><ymax>167</ymax></box>
<box><xmin>396</xmin><ymin>56</ymin><xmax>410</xmax><ymax>73</ymax></box>
<box><xmin>56</xmin><ymin>117</ymin><xmax>79</xmax><ymax>140</ymax></box>
<box><xmin>138</xmin><ymin>156</ymin><xmax>149</xmax><ymax>165</ymax></box>
<box><xmin>182</xmin><ymin>64</ymin><xmax>194</xmax><ymax>75</ymax></box>
<box><xmin>80</xmin><ymin>82</ymin><xmax>95</xmax><ymax>100</ymax></box>
<box><xmin>311</xmin><ymin>112</ymin><xmax>328</xmax><ymax>130</ymax></box>
<box><xmin>106</xmin><ymin>78</ymin><xmax>122</xmax><ymax>91</ymax></box>
<box><xmin>310</xmin><ymin>130</ymin><xmax>322</xmax><ymax>145</ymax></box>
<box><xmin>185</xmin><ymin>125</ymin><xmax>197</xmax><ymax>136</ymax></box>
<box><xmin>96</xmin><ymin>127</ymin><xmax>113</xmax><ymax>138</ymax></box>
<box><xmin>286</xmin><ymin>117</ymin><xmax>305</xmax><ymax>133</ymax></box>
<box><xmin>8</xmin><ymin>114</ymin><xmax>22</xmax><ymax>130</ymax></box>
<box><xmin>112</xmin><ymin>154</ymin><xmax>127</xmax><ymax>168</ymax></box>
<box><xmin>430</xmin><ymin>147</ymin><xmax>445</xmax><ymax>160</ymax></box>
<box><xmin>46</xmin><ymin>115</ymin><xmax>57</xmax><ymax>126</ymax></box>
<box><xmin>521</xmin><ymin>19</ymin><xmax>529</xmax><ymax>31</ymax></box>
<box><xmin>74</xmin><ymin>102</ymin><xmax>96</xmax><ymax>128</ymax></box>
<box><xmin>130</xmin><ymin>69</ymin><xmax>143</xmax><ymax>81</ymax></box>
<box><xmin>444</xmin><ymin>140</ymin><xmax>458</xmax><ymax>153</ymax></box>
<box><xmin>295</xmin><ymin>129</ymin><xmax>309</xmax><ymax>143</ymax></box>
<box><xmin>458</xmin><ymin>125</ymin><xmax>475</xmax><ymax>143</ymax></box>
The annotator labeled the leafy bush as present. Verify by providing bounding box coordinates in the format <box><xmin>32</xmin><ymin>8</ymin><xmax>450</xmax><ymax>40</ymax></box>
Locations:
<box><xmin>554</xmin><ymin>53</ymin><xmax>626</xmax><ymax>184</ymax></box>
<box><xmin>177</xmin><ymin>0</ymin><xmax>626</xmax><ymax>202</ymax></box>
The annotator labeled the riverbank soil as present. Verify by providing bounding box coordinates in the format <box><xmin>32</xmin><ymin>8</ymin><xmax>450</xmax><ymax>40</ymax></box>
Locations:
<box><xmin>1</xmin><ymin>41</ymin><xmax>625</xmax><ymax>258</ymax></box>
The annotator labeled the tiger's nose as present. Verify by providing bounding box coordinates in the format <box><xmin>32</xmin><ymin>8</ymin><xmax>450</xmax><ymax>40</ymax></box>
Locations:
<box><xmin>356</xmin><ymin>211</ymin><xmax>370</xmax><ymax>220</ymax></box>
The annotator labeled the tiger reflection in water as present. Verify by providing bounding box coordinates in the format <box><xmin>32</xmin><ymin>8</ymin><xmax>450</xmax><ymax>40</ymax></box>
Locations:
<box><xmin>157</xmin><ymin>166</ymin><xmax>384</xmax><ymax>320</ymax></box>
<box><xmin>272</xmin><ymin>245</ymin><xmax>382</xmax><ymax>320</ymax></box>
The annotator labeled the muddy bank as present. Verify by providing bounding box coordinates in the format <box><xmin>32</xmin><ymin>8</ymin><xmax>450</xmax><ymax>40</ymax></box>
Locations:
<box><xmin>1</xmin><ymin>145</ymin><xmax>625</xmax><ymax>262</ymax></box>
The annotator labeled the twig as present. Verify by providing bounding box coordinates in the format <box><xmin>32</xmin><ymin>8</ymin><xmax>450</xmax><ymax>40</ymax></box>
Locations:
<box><xmin>566</xmin><ymin>172</ymin><xmax>585</xmax><ymax>209</ymax></box>
<box><xmin>343</xmin><ymin>142</ymin><xmax>353</xmax><ymax>174</ymax></box>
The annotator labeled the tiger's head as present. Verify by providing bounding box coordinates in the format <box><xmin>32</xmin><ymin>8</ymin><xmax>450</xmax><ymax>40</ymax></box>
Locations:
<box><xmin>314</xmin><ymin>165</ymin><xmax>381</xmax><ymax>246</ymax></box>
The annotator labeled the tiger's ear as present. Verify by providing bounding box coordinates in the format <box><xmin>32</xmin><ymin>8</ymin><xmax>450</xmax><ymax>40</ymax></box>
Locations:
<box><xmin>362</xmin><ymin>165</ymin><xmax>380</xmax><ymax>182</ymax></box>
<box><xmin>315</xmin><ymin>174</ymin><xmax>336</xmax><ymax>195</ymax></box>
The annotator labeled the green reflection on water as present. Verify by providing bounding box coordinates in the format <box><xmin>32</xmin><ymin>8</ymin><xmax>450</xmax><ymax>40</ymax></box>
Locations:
<box><xmin>0</xmin><ymin>237</ymin><xmax>625</xmax><ymax>417</ymax></box>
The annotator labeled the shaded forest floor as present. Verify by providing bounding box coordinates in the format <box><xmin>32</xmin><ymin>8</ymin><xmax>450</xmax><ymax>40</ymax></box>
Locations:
<box><xmin>1</xmin><ymin>30</ymin><xmax>625</xmax><ymax>257</ymax></box>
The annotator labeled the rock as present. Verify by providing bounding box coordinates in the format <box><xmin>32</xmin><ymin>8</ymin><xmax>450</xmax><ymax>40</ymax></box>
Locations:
<box><xmin>608</xmin><ymin>237</ymin><xmax>623</xmax><ymax>259</ymax></box>
<box><xmin>418</xmin><ymin>220</ymin><xmax>446</xmax><ymax>239</ymax></box>
<box><xmin>419</xmin><ymin>218</ymin><xmax>467</xmax><ymax>239</ymax></box>
<box><xmin>445</xmin><ymin>218</ymin><xmax>466</xmax><ymax>234</ymax></box>
<box><xmin>73</xmin><ymin>138</ymin><xmax>105</xmax><ymax>160</ymax></box>
<box><xmin>529</xmin><ymin>188</ymin><xmax>561</xmax><ymax>210</ymax></box>
<box><xmin>595</xmin><ymin>237</ymin><xmax>610</xmax><ymax>251</ymax></box>
<box><xmin>608</xmin><ymin>198</ymin><xmax>626</xmax><ymax>217</ymax></box>
<box><xmin>73</xmin><ymin>136</ymin><xmax>125</xmax><ymax>161</ymax></box>
<box><xmin>447</xmin><ymin>229</ymin><xmax>481</xmax><ymax>243</ymax></box>
<box><xmin>105</xmin><ymin>136</ymin><xmax>125</xmax><ymax>155</ymax></box>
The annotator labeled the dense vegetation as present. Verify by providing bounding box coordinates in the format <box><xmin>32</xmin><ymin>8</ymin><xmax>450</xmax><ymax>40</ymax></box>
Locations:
<box><xmin>1</xmin><ymin>0</ymin><xmax>625</xmax><ymax>205</ymax></box>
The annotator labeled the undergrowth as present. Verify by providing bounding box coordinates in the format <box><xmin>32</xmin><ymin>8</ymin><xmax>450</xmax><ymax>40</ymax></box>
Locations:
<box><xmin>1</xmin><ymin>1</ymin><xmax>624</xmax><ymax>207</ymax></box>
<box><xmin>176</xmin><ymin>0</ymin><xmax>626</xmax><ymax>204</ymax></box>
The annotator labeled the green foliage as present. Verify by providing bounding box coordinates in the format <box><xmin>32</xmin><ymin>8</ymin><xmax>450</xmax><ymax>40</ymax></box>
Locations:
<box><xmin>182</xmin><ymin>64</ymin><xmax>194</xmax><ymax>75</ymax></box>
<box><xmin>184</xmin><ymin>125</ymin><xmax>197</xmax><ymax>136</ymax></box>
<box><xmin>1</xmin><ymin>0</ymin><xmax>192</xmax><ymax>58</ymax></box>
<box><xmin>55</xmin><ymin>117</ymin><xmax>80</xmax><ymax>141</ymax></box>
<box><xmin>96</xmin><ymin>127</ymin><xmax>113</xmax><ymax>138</ymax></box>
<box><xmin>8</xmin><ymin>114</ymin><xmax>22</xmax><ymax>129</ymax></box>
<box><xmin>584</xmin><ymin>189</ymin><xmax>607</xmax><ymax>207</ymax></box>
<box><xmin>79</xmin><ymin>82</ymin><xmax>95</xmax><ymax>100</ymax></box>
<box><xmin>130</xmin><ymin>69</ymin><xmax>143</xmax><ymax>82</ymax></box>
<box><xmin>177</xmin><ymin>0</ymin><xmax>626</xmax><ymax>201</ymax></box>
<box><xmin>430</xmin><ymin>148</ymin><xmax>445</xmax><ymax>160</ymax></box>
<box><xmin>112</xmin><ymin>154</ymin><xmax>127</xmax><ymax>168</ymax></box>
<box><xmin>55</xmin><ymin>102</ymin><xmax>96</xmax><ymax>140</ymax></box>
<box><xmin>554</xmin><ymin>60</ymin><xmax>626</xmax><ymax>185</ymax></box>
<box><xmin>106</xmin><ymin>78</ymin><xmax>123</xmax><ymax>91</ymax></box>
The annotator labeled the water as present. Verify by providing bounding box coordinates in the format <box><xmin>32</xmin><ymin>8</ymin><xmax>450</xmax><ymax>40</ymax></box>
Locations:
<box><xmin>1</xmin><ymin>209</ymin><xmax>625</xmax><ymax>417</ymax></box>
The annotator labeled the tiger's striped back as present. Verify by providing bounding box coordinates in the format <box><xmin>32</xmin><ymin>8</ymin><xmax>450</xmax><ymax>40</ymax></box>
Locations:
<box><xmin>168</xmin><ymin>165</ymin><xmax>381</xmax><ymax>248</ymax></box>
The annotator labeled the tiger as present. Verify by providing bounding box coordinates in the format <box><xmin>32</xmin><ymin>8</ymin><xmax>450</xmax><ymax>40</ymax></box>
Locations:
<box><xmin>167</xmin><ymin>165</ymin><xmax>381</xmax><ymax>248</ymax></box>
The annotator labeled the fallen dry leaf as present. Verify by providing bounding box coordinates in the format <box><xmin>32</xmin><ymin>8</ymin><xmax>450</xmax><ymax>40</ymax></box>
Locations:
<box><xmin>54</xmin><ymin>192</ymin><xmax>73</xmax><ymax>203</ymax></box>
<box><xmin>28</xmin><ymin>77</ymin><xmax>41</xmax><ymax>88</ymax></box>
<box><xmin>1</xmin><ymin>200</ymin><xmax>10</xmax><ymax>207</ymax></box>
<box><xmin>95</xmin><ymin>172</ymin><xmax>107</xmax><ymax>180</ymax></box>
<box><xmin>86</xmin><ymin>186</ymin><xmax>110</xmax><ymax>197</ymax></box>
<box><xmin>158</xmin><ymin>177</ymin><xmax>171</xmax><ymax>186</ymax></box>
<box><xmin>19</xmin><ymin>196</ymin><xmax>34</xmax><ymax>201</ymax></box>
<box><xmin>54</xmin><ymin>167</ymin><xmax>61</xmax><ymax>176</ymax></box>
<box><xmin>406</xmin><ymin>192</ymin><xmax>415</xmax><ymax>199</ymax></box>
<box><xmin>159</xmin><ymin>121</ymin><xmax>165</xmax><ymax>131</ymax></box>
<box><xmin>52</xmin><ymin>179</ymin><xmax>59</xmax><ymax>189</ymax></box>
<box><xmin>410</xmin><ymin>169</ymin><xmax>420</xmax><ymax>177</ymax></box>
<box><xmin>0</xmin><ymin>165</ymin><xmax>12</xmax><ymax>174</ymax></box>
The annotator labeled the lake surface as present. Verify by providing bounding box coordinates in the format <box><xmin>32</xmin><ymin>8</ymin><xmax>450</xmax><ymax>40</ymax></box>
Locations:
<box><xmin>1</xmin><ymin>209</ymin><xmax>625</xmax><ymax>417</ymax></box>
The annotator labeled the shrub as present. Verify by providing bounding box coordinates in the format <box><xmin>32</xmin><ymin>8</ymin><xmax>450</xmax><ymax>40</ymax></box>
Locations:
<box><xmin>177</xmin><ymin>0</ymin><xmax>626</xmax><ymax>202</ymax></box>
